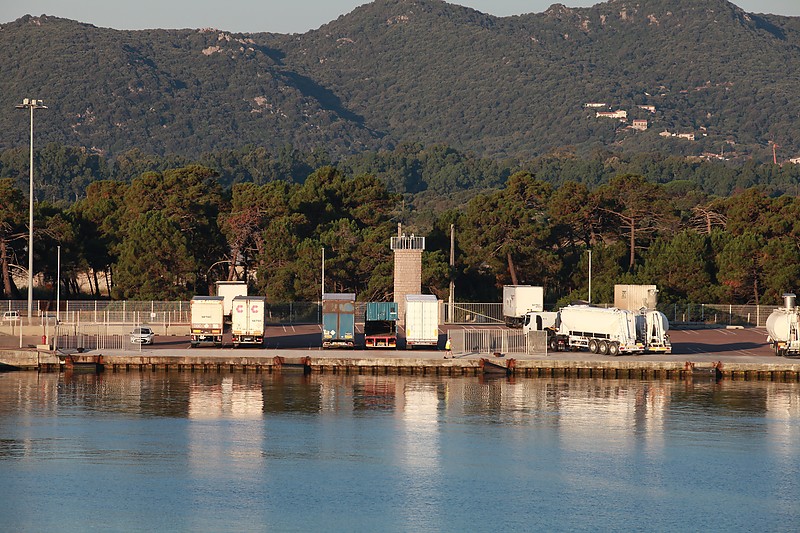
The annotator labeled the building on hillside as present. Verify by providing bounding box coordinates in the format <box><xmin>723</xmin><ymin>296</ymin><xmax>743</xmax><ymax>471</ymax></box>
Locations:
<box><xmin>631</xmin><ymin>119</ymin><xmax>648</xmax><ymax>131</ymax></box>
<box><xmin>596</xmin><ymin>110</ymin><xmax>627</xmax><ymax>120</ymax></box>
<box><xmin>638</xmin><ymin>105</ymin><xmax>656</xmax><ymax>113</ymax></box>
<box><xmin>677</xmin><ymin>132</ymin><xmax>696</xmax><ymax>141</ymax></box>
<box><xmin>584</xmin><ymin>102</ymin><xmax>607</xmax><ymax>108</ymax></box>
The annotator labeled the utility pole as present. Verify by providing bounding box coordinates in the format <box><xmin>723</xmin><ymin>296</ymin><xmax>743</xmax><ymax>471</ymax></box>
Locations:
<box><xmin>15</xmin><ymin>98</ymin><xmax>47</xmax><ymax>321</ymax></box>
<box><xmin>449</xmin><ymin>224</ymin><xmax>455</xmax><ymax>319</ymax></box>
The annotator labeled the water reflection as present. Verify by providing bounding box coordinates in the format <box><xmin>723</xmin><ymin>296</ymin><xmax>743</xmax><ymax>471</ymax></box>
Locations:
<box><xmin>2</xmin><ymin>371</ymin><xmax>799</xmax><ymax>426</ymax></box>
<box><xmin>1</xmin><ymin>371</ymin><xmax>799</xmax><ymax>531</ymax></box>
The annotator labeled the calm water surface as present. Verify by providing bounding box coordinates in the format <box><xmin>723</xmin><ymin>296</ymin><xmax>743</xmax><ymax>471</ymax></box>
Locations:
<box><xmin>1</xmin><ymin>370</ymin><xmax>798</xmax><ymax>532</ymax></box>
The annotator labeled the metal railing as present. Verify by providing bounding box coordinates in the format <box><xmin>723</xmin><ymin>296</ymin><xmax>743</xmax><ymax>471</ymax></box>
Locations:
<box><xmin>449</xmin><ymin>329</ymin><xmax>548</xmax><ymax>356</ymax></box>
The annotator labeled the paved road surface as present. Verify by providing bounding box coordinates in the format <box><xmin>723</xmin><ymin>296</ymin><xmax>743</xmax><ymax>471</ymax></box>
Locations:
<box><xmin>0</xmin><ymin>324</ymin><xmax>782</xmax><ymax>361</ymax></box>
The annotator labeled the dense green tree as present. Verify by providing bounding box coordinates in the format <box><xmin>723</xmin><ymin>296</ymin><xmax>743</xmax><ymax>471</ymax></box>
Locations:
<box><xmin>716</xmin><ymin>231</ymin><xmax>765</xmax><ymax>305</ymax></box>
<box><xmin>69</xmin><ymin>180</ymin><xmax>129</xmax><ymax>296</ymax></box>
<box><xmin>460</xmin><ymin>172</ymin><xmax>557</xmax><ymax>288</ymax></box>
<box><xmin>113</xmin><ymin>211</ymin><xmax>195</xmax><ymax>300</ymax></box>
<box><xmin>595</xmin><ymin>174</ymin><xmax>678</xmax><ymax>271</ymax></box>
<box><xmin>639</xmin><ymin>231</ymin><xmax>718</xmax><ymax>303</ymax></box>
<box><xmin>121</xmin><ymin>165</ymin><xmax>226</xmax><ymax>294</ymax></box>
<box><xmin>0</xmin><ymin>178</ymin><xmax>26</xmax><ymax>298</ymax></box>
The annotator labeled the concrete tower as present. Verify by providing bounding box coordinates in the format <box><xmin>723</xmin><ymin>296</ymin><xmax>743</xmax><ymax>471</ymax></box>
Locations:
<box><xmin>391</xmin><ymin>224</ymin><xmax>425</xmax><ymax>325</ymax></box>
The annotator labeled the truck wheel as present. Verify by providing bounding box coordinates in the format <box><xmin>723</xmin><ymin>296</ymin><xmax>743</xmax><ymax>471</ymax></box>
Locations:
<box><xmin>598</xmin><ymin>341</ymin><xmax>609</xmax><ymax>355</ymax></box>
<box><xmin>548</xmin><ymin>337</ymin><xmax>559</xmax><ymax>352</ymax></box>
<box><xmin>588</xmin><ymin>339</ymin><xmax>598</xmax><ymax>353</ymax></box>
<box><xmin>609</xmin><ymin>342</ymin><xmax>620</xmax><ymax>356</ymax></box>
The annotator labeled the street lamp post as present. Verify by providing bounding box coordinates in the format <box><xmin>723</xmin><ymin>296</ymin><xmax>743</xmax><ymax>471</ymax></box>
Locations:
<box><xmin>15</xmin><ymin>98</ymin><xmax>47</xmax><ymax>321</ymax></box>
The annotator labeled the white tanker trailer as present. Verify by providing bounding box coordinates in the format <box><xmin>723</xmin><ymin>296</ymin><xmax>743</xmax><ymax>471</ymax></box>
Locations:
<box><xmin>547</xmin><ymin>304</ymin><xmax>671</xmax><ymax>355</ymax></box>
<box><xmin>551</xmin><ymin>305</ymin><xmax>644</xmax><ymax>355</ymax></box>
<box><xmin>766</xmin><ymin>293</ymin><xmax>800</xmax><ymax>357</ymax></box>
<box><xmin>639</xmin><ymin>309</ymin><xmax>672</xmax><ymax>353</ymax></box>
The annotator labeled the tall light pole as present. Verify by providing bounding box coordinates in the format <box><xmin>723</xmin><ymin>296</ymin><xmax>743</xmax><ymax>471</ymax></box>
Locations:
<box><xmin>588</xmin><ymin>249</ymin><xmax>592</xmax><ymax>304</ymax></box>
<box><xmin>15</xmin><ymin>98</ymin><xmax>47</xmax><ymax>320</ymax></box>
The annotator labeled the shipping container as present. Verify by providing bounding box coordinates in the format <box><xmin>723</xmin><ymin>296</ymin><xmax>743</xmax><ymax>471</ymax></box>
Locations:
<box><xmin>404</xmin><ymin>294</ymin><xmax>439</xmax><ymax>348</ymax></box>
<box><xmin>322</xmin><ymin>293</ymin><xmax>356</xmax><ymax>348</ymax></box>
<box><xmin>614</xmin><ymin>284</ymin><xmax>658</xmax><ymax>311</ymax></box>
<box><xmin>364</xmin><ymin>302</ymin><xmax>398</xmax><ymax>349</ymax></box>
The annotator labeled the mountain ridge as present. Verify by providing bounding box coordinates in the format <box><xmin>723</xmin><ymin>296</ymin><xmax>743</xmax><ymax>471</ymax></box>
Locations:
<box><xmin>2</xmin><ymin>0</ymin><xmax>799</xmax><ymax>161</ymax></box>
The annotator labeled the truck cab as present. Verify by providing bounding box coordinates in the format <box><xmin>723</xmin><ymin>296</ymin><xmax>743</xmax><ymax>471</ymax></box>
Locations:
<box><xmin>522</xmin><ymin>311</ymin><xmax>557</xmax><ymax>334</ymax></box>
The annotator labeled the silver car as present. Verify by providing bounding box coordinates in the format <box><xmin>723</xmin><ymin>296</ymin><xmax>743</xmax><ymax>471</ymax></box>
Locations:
<box><xmin>130</xmin><ymin>326</ymin><xmax>155</xmax><ymax>345</ymax></box>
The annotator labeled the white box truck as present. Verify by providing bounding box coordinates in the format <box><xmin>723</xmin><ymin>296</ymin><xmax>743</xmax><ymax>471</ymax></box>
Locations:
<box><xmin>503</xmin><ymin>285</ymin><xmax>544</xmax><ymax>327</ymax></box>
<box><xmin>190</xmin><ymin>296</ymin><xmax>225</xmax><ymax>348</ymax></box>
<box><xmin>215</xmin><ymin>281</ymin><xmax>248</xmax><ymax>318</ymax></box>
<box><xmin>231</xmin><ymin>295</ymin><xmax>266</xmax><ymax>347</ymax></box>
<box><xmin>404</xmin><ymin>294</ymin><xmax>440</xmax><ymax>349</ymax></box>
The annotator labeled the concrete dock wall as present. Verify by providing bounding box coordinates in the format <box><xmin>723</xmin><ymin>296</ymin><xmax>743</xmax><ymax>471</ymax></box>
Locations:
<box><xmin>3</xmin><ymin>348</ymin><xmax>800</xmax><ymax>380</ymax></box>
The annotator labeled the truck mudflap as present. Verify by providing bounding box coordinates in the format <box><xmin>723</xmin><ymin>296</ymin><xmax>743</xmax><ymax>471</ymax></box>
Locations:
<box><xmin>365</xmin><ymin>335</ymin><xmax>397</xmax><ymax>348</ymax></box>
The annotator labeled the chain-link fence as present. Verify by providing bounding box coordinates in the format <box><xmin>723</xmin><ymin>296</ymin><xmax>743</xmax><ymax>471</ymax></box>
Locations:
<box><xmin>656</xmin><ymin>303</ymin><xmax>773</xmax><ymax>327</ymax></box>
<box><xmin>0</xmin><ymin>299</ymin><xmax>784</xmax><ymax>328</ymax></box>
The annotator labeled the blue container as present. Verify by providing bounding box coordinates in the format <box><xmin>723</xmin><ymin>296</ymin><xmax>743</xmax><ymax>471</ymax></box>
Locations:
<box><xmin>322</xmin><ymin>293</ymin><xmax>356</xmax><ymax>348</ymax></box>
<box><xmin>365</xmin><ymin>302</ymin><xmax>399</xmax><ymax>322</ymax></box>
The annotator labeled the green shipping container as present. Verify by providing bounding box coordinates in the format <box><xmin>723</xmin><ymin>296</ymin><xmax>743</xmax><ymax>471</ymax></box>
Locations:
<box><xmin>365</xmin><ymin>302</ymin><xmax>399</xmax><ymax>322</ymax></box>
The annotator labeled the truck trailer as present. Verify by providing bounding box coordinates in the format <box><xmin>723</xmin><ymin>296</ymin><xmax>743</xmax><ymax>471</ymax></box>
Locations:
<box><xmin>215</xmin><ymin>281</ymin><xmax>248</xmax><ymax>319</ymax></box>
<box><xmin>549</xmin><ymin>304</ymin><xmax>644</xmax><ymax>355</ymax></box>
<box><xmin>638</xmin><ymin>309</ymin><xmax>672</xmax><ymax>353</ymax></box>
<box><xmin>364</xmin><ymin>302</ymin><xmax>398</xmax><ymax>349</ymax></box>
<box><xmin>190</xmin><ymin>296</ymin><xmax>225</xmax><ymax>348</ymax></box>
<box><xmin>404</xmin><ymin>294</ymin><xmax>440</xmax><ymax>349</ymax></box>
<box><xmin>503</xmin><ymin>285</ymin><xmax>544</xmax><ymax>327</ymax></box>
<box><xmin>230</xmin><ymin>295</ymin><xmax>266</xmax><ymax>347</ymax></box>
<box><xmin>766</xmin><ymin>293</ymin><xmax>800</xmax><ymax>356</ymax></box>
<box><xmin>322</xmin><ymin>293</ymin><xmax>356</xmax><ymax>348</ymax></box>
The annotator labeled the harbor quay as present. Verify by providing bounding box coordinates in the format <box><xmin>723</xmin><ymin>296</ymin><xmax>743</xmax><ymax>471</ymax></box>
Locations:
<box><xmin>2</xmin><ymin>326</ymin><xmax>800</xmax><ymax>381</ymax></box>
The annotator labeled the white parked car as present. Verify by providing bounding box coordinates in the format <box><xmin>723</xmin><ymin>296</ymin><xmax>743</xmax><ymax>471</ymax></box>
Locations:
<box><xmin>2</xmin><ymin>311</ymin><xmax>20</xmax><ymax>321</ymax></box>
<box><xmin>130</xmin><ymin>326</ymin><xmax>155</xmax><ymax>345</ymax></box>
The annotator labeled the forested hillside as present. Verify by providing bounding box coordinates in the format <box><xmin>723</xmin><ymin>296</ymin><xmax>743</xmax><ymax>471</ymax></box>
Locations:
<box><xmin>1</xmin><ymin>164</ymin><xmax>799</xmax><ymax>307</ymax></box>
<box><xmin>2</xmin><ymin>0</ymin><xmax>800</xmax><ymax>160</ymax></box>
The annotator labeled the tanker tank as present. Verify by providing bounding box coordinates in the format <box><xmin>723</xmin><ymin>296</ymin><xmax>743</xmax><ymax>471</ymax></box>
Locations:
<box><xmin>766</xmin><ymin>293</ymin><xmax>800</xmax><ymax>357</ymax></box>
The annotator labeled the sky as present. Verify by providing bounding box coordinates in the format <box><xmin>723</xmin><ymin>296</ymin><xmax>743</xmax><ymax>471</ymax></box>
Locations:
<box><xmin>2</xmin><ymin>0</ymin><xmax>800</xmax><ymax>34</ymax></box>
